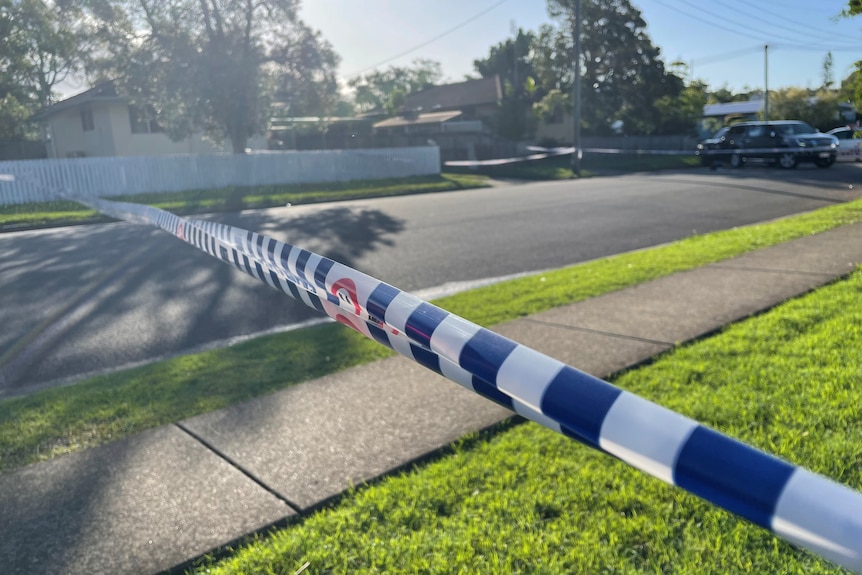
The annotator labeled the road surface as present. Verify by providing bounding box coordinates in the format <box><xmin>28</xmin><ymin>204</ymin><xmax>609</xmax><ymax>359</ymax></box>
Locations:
<box><xmin>1</xmin><ymin>164</ymin><xmax>859</xmax><ymax>396</ymax></box>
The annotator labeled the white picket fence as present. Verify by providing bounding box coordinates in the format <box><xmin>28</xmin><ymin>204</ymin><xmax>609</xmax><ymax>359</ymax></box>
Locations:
<box><xmin>0</xmin><ymin>147</ymin><xmax>441</xmax><ymax>206</ymax></box>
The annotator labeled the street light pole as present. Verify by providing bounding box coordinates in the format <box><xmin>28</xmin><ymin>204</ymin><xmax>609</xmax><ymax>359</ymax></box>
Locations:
<box><xmin>571</xmin><ymin>0</ymin><xmax>582</xmax><ymax>176</ymax></box>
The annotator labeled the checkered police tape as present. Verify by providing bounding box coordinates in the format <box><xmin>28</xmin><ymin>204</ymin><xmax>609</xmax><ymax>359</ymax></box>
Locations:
<box><xmin>73</xmin><ymin>194</ymin><xmax>862</xmax><ymax>572</ymax></box>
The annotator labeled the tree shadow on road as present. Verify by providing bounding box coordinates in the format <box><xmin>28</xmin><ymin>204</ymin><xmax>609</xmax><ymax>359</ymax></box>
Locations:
<box><xmin>1</xmin><ymin>205</ymin><xmax>405</xmax><ymax>394</ymax></box>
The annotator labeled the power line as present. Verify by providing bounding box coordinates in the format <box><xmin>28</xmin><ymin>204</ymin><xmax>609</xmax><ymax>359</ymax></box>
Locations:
<box><xmin>694</xmin><ymin>45</ymin><xmax>763</xmax><ymax>66</ymax></box>
<box><xmin>346</xmin><ymin>0</ymin><xmax>509</xmax><ymax>79</ymax></box>
<box><xmin>711</xmin><ymin>0</ymin><xmax>843</xmax><ymax>45</ymax></box>
<box><xmin>652</xmin><ymin>0</ymin><xmax>859</xmax><ymax>63</ymax></box>
<box><xmin>771</xmin><ymin>43</ymin><xmax>861</xmax><ymax>53</ymax></box>
<box><xmin>651</xmin><ymin>0</ymin><xmax>764</xmax><ymax>42</ymax></box>
<box><xmin>675</xmin><ymin>0</ymin><xmax>816</xmax><ymax>45</ymax></box>
<box><xmin>723</xmin><ymin>0</ymin><xmax>861</xmax><ymax>43</ymax></box>
<box><xmin>659</xmin><ymin>0</ymin><xmax>860</xmax><ymax>49</ymax></box>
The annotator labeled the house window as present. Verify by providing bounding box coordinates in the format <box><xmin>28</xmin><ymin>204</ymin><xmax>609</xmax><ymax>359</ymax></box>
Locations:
<box><xmin>128</xmin><ymin>105</ymin><xmax>163</xmax><ymax>134</ymax></box>
<box><xmin>81</xmin><ymin>109</ymin><xmax>94</xmax><ymax>131</ymax></box>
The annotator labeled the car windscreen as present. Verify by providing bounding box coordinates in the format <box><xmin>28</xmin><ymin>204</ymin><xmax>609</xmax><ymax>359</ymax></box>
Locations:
<box><xmin>774</xmin><ymin>122</ymin><xmax>817</xmax><ymax>135</ymax></box>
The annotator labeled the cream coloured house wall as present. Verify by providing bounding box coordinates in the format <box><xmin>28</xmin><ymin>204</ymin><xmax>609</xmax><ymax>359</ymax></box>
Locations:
<box><xmin>534</xmin><ymin>113</ymin><xmax>574</xmax><ymax>146</ymax></box>
<box><xmin>47</xmin><ymin>103</ymin><xmax>117</xmax><ymax>158</ymax></box>
<box><xmin>105</xmin><ymin>102</ymin><xmax>231</xmax><ymax>156</ymax></box>
<box><xmin>45</xmin><ymin>100</ymin><xmax>267</xmax><ymax>158</ymax></box>
<box><xmin>106</xmin><ymin>102</ymin><xmax>231</xmax><ymax>156</ymax></box>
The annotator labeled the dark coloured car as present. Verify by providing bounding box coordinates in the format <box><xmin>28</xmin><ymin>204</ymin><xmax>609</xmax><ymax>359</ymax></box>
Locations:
<box><xmin>696</xmin><ymin>121</ymin><xmax>839</xmax><ymax>169</ymax></box>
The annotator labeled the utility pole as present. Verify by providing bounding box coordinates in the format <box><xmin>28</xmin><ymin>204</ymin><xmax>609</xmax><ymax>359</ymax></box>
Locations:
<box><xmin>511</xmin><ymin>20</ymin><xmax>519</xmax><ymax>96</ymax></box>
<box><xmin>764</xmin><ymin>44</ymin><xmax>769</xmax><ymax>122</ymax></box>
<box><xmin>571</xmin><ymin>0</ymin><xmax>582</xmax><ymax>176</ymax></box>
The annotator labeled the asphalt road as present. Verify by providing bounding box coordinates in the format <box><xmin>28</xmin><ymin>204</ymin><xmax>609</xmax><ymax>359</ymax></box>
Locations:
<box><xmin>2</xmin><ymin>164</ymin><xmax>860</xmax><ymax>397</ymax></box>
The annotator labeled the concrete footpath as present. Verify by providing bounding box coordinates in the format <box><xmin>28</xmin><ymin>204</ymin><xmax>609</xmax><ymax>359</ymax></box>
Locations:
<box><xmin>3</xmin><ymin>223</ymin><xmax>862</xmax><ymax>574</ymax></box>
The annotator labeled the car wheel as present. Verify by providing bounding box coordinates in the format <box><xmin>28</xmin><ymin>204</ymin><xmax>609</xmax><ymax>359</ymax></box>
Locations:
<box><xmin>729</xmin><ymin>152</ymin><xmax>743</xmax><ymax>168</ymax></box>
<box><xmin>815</xmin><ymin>157</ymin><xmax>834</xmax><ymax>168</ymax></box>
<box><xmin>778</xmin><ymin>152</ymin><xmax>797</xmax><ymax>169</ymax></box>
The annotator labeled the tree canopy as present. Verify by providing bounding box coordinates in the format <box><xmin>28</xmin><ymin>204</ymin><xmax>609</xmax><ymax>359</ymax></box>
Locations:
<box><xmin>347</xmin><ymin>59</ymin><xmax>443</xmax><ymax>115</ymax></box>
<box><xmin>78</xmin><ymin>0</ymin><xmax>338</xmax><ymax>152</ymax></box>
<box><xmin>0</xmin><ymin>0</ymin><xmax>86</xmax><ymax>139</ymax></box>
<box><xmin>767</xmin><ymin>88</ymin><xmax>843</xmax><ymax>131</ymax></box>
<box><xmin>472</xmin><ymin>28</ymin><xmax>538</xmax><ymax>140</ymax></box>
<box><xmin>841</xmin><ymin>1</ymin><xmax>862</xmax><ymax>113</ymax></box>
<box><xmin>531</xmin><ymin>0</ymin><xmax>687</xmax><ymax>136</ymax></box>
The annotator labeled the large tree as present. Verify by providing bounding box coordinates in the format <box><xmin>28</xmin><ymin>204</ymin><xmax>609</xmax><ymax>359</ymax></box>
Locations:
<box><xmin>473</xmin><ymin>28</ymin><xmax>538</xmax><ymax>140</ymax></box>
<box><xmin>0</xmin><ymin>0</ymin><xmax>86</xmax><ymax>139</ymax></box>
<box><xmin>348</xmin><ymin>59</ymin><xmax>442</xmax><ymax>115</ymax></box>
<box><xmin>532</xmin><ymin>0</ymin><xmax>685</xmax><ymax>136</ymax></box>
<box><xmin>842</xmin><ymin>1</ymin><xmax>862</xmax><ymax>114</ymax></box>
<box><xmin>81</xmin><ymin>0</ymin><xmax>338</xmax><ymax>153</ymax></box>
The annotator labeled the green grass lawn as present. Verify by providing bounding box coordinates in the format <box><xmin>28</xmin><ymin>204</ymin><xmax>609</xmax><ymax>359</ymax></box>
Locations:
<box><xmin>0</xmin><ymin>173</ymin><xmax>488</xmax><ymax>231</ymax></box>
<box><xmin>3</xmin><ymin>197</ymin><xmax>862</xmax><ymax>474</ymax></box>
<box><xmin>192</xmin><ymin>270</ymin><xmax>862</xmax><ymax>574</ymax></box>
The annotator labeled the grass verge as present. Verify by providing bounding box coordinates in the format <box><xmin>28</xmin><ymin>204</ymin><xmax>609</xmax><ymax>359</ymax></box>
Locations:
<box><xmin>445</xmin><ymin>153</ymin><xmax>699</xmax><ymax>180</ymax></box>
<box><xmin>2</xmin><ymin>197</ymin><xmax>862</xmax><ymax>473</ymax></box>
<box><xmin>193</xmin><ymin>270</ymin><xmax>862</xmax><ymax>574</ymax></box>
<box><xmin>0</xmin><ymin>173</ymin><xmax>488</xmax><ymax>231</ymax></box>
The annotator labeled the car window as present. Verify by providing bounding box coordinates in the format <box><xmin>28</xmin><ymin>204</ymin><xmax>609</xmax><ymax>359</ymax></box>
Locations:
<box><xmin>728</xmin><ymin>125</ymin><xmax>745</xmax><ymax>136</ymax></box>
<box><xmin>782</xmin><ymin>122</ymin><xmax>816</xmax><ymax>135</ymax></box>
<box><xmin>746</xmin><ymin>126</ymin><xmax>764</xmax><ymax>138</ymax></box>
<box><xmin>833</xmin><ymin>129</ymin><xmax>851</xmax><ymax>140</ymax></box>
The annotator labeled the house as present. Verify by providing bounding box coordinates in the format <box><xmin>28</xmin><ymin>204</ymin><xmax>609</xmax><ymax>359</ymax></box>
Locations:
<box><xmin>403</xmin><ymin>75</ymin><xmax>502</xmax><ymax>120</ymax></box>
<box><xmin>533</xmin><ymin>113</ymin><xmax>575</xmax><ymax>147</ymax></box>
<box><xmin>32</xmin><ymin>82</ymin><xmax>266</xmax><ymax>158</ymax></box>
<box><xmin>373</xmin><ymin>110</ymin><xmax>479</xmax><ymax>139</ymax></box>
<box><xmin>373</xmin><ymin>76</ymin><xmax>511</xmax><ymax>161</ymax></box>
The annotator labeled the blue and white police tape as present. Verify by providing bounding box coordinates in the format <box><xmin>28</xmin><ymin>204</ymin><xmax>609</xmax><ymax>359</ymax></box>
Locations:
<box><xmin>444</xmin><ymin>146</ymin><xmax>696</xmax><ymax>167</ymax></box>
<box><xmin>72</xmin><ymin>193</ymin><xmax>862</xmax><ymax>572</ymax></box>
<box><xmin>443</xmin><ymin>144</ymin><xmax>839</xmax><ymax>168</ymax></box>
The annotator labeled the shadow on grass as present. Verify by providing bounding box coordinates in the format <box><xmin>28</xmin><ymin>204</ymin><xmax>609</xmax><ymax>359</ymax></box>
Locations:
<box><xmin>0</xmin><ymin>174</ymin><xmax>483</xmax><ymax>233</ymax></box>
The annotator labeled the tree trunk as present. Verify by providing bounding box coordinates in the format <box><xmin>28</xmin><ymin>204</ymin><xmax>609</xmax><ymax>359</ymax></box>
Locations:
<box><xmin>229</xmin><ymin>131</ymin><xmax>248</xmax><ymax>154</ymax></box>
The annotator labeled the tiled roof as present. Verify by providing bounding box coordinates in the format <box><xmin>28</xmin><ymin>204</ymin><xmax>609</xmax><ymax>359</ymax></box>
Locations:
<box><xmin>405</xmin><ymin>76</ymin><xmax>502</xmax><ymax>112</ymax></box>
<box><xmin>373</xmin><ymin>110</ymin><xmax>463</xmax><ymax>129</ymax></box>
<box><xmin>31</xmin><ymin>82</ymin><xmax>125</xmax><ymax>120</ymax></box>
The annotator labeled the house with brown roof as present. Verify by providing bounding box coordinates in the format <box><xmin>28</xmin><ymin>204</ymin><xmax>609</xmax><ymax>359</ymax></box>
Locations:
<box><xmin>373</xmin><ymin>76</ymin><xmax>511</xmax><ymax>161</ymax></box>
<box><xmin>403</xmin><ymin>75</ymin><xmax>502</xmax><ymax>120</ymax></box>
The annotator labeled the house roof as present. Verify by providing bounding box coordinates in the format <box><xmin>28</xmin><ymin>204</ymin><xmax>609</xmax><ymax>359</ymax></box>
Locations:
<box><xmin>31</xmin><ymin>82</ymin><xmax>126</xmax><ymax>121</ymax></box>
<box><xmin>373</xmin><ymin>110</ymin><xmax>463</xmax><ymax>129</ymax></box>
<box><xmin>703</xmin><ymin>100</ymin><xmax>764</xmax><ymax>117</ymax></box>
<box><xmin>404</xmin><ymin>76</ymin><xmax>502</xmax><ymax>112</ymax></box>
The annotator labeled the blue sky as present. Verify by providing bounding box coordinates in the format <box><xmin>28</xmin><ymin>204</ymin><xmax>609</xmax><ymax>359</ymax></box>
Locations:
<box><xmin>301</xmin><ymin>0</ymin><xmax>862</xmax><ymax>93</ymax></box>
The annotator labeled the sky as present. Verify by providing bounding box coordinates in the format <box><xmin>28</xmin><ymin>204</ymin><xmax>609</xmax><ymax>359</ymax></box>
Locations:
<box><xmin>299</xmin><ymin>0</ymin><xmax>862</xmax><ymax>94</ymax></box>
